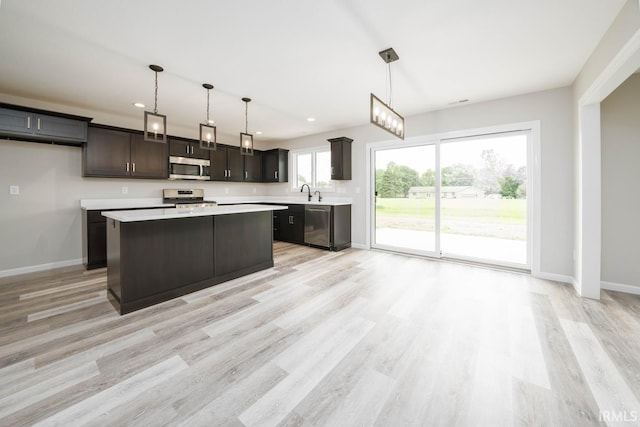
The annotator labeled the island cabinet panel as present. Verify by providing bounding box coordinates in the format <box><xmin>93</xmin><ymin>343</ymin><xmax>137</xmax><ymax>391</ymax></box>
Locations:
<box><xmin>105</xmin><ymin>209</ymin><xmax>276</xmax><ymax>314</ymax></box>
<box><xmin>107</xmin><ymin>216</ymin><xmax>214</xmax><ymax>314</ymax></box>
<box><xmin>214</xmin><ymin>211</ymin><xmax>273</xmax><ymax>278</ymax></box>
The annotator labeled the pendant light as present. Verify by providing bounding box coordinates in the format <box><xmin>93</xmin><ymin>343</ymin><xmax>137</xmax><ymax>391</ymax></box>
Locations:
<box><xmin>370</xmin><ymin>48</ymin><xmax>405</xmax><ymax>140</ymax></box>
<box><xmin>199</xmin><ymin>83</ymin><xmax>217</xmax><ymax>150</ymax></box>
<box><xmin>144</xmin><ymin>64</ymin><xmax>167</xmax><ymax>143</ymax></box>
<box><xmin>240</xmin><ymin>97</ymin><xmax>254</xmax><ymax>156</ymax></box>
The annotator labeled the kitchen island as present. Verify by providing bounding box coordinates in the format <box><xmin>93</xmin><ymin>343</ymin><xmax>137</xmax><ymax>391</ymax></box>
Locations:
<box><xmin>102</xmin><ymin>204</ymin><xmax>286</xmax><ymax>314</ymax></box>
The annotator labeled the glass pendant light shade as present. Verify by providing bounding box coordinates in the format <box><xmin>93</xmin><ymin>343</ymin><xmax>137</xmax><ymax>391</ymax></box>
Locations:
<box><xmin>144</xmin><ymin>111</ymin><xmax>167</xmax><ymax>143</ymax></box>
<box><xmin>240</xmin><ymin>97</ymin><xmax>254</xmax><ymax>156</ymax></box>
<box><xmin>199</xmin><ymin>83</ymin><xmax>217</xmax><ymax>150</ymax></box>
<box><xmin>240</xmin><ymin>132</ymin><xmax>254</xmax><ymax>156</ymax></box>
<box><xmin>200</xmin><ymin>123</ymin><xmax>217</xmax><ymax>150</ymax></box>
<box><xmin>144</xmin><ymin>64</ymin><xmax>167</xmax><ymax>143</ymax></box>
<box><xmin>370</xmin><ymin>93</ymin><xmax>405</xmax><ymax>139</ymax></box>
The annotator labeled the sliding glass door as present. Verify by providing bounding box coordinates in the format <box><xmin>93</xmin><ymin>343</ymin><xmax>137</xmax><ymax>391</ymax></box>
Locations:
<box><xmin>373</xmin><ymin>144</ymin><xmax>438</xmax><ymax>256</ymax></box>
<box><xmin>371</xmin><ymin>130</ymin><xmax>530</xmax><ymax>269</ymax></box>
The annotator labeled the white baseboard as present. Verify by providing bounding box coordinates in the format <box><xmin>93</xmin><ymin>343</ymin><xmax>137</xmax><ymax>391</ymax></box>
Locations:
<box><xmin>0</xmin><ymin>258</ymin><xmax>83</xmax><ymax>279</ymax></box>
<box><xmin>350</xmin><ymin>243</ymin><xmax>368</xmax><ymax>250</ymax></box>
<box><xmin>601</xmin><ymin>280</ymin><xmax>640</xmax><ymax>296</ymax></box>
<box><xmin>533</xmin><ymin>271</ymin><xmax>574</xmax><ymax>285</ymax></box>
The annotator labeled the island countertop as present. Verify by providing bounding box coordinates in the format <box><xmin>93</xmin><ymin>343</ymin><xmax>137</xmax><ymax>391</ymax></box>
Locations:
<box><xmin>102</xmin><ymin>203</ymin><xmax>287</xmax><ymax>222</ymax></box>
<box><xmin>81</xmin><ymin>196</ymin><xmax>352</xmax><ymax>211</ymax></box>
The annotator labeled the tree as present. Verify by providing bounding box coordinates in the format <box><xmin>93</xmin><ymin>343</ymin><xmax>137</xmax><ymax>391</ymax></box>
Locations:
<box><xmin>379</xmin><ymin>162</ymin><xmax>419</xmax><ymax>197</ymax></box>
<box><xmin>441</xmin><ymin>163</ymin><xmax>474</xmax><ymax>186</ymax></box>
<box><xmin>499</xmin><ymin>175</ymin><xmax>520</xmax><ymax>198</ymax></box>
<box><xmin>420</xmin><ymin>169</ymin><xmax>435</xmax><ymax>186</ymax></box>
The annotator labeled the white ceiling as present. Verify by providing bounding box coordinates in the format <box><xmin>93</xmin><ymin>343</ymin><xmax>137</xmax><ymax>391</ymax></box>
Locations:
<box><xmin>0</xmin><ymin>0</ymin><xmax>626</xmax><ymax>143</ymax></box>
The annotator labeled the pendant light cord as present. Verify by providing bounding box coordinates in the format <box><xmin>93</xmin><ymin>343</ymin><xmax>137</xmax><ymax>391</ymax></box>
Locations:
<box><xmin>206</xmin><ymin>89</ymin><xmax>210</xmax><ymax>122</ymax></box>
<box><xmin>245</xmin><ymin>101</ymin><xmax>248</xmax><ymax>133</ymax></box>
<box><xmin>387</xmin><ymin>58</ymin><xmax>393</xmax><ymax>108</ymax></box>
<box><xmin>153</xmin><ymin>71</ymin><xmax>159</xmax><ymax>114</ymax></box>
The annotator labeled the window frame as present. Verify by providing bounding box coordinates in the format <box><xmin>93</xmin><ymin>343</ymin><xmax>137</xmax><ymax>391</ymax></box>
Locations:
<box><xmin>290</xmin><ymin>146</ymin><xmax>335</xmax><ymax>192</ymax></box>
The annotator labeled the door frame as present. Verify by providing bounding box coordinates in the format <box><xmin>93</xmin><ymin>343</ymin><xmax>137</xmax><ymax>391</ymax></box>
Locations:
<box><xmin>365</xmin><ymin>120</ymin><xmax>541</xmax><ymax>274</ymax></box>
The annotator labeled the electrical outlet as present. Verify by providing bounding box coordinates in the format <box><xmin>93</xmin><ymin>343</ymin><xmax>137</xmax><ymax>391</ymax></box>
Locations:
<box><xmin>121</xmin><ymin>186</ymin><xmax>128</xmax><ymax>195</ymax></box>
<box><xmin>9</xmin><ymin>185</ymin><xmax>19</xmax><ymax>195</ymax></box>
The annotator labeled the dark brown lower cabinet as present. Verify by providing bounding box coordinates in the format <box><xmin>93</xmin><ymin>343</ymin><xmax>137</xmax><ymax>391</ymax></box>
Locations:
<box><xmin>106</xmin><ymin>211</ymin><xmax>273</xmax><ymax>314</ymax></box>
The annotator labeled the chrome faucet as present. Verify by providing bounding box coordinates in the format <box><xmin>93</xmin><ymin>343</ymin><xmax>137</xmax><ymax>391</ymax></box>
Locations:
<box><xmin>300</xmin><ymin>184</ymin><xmax>312</xmax><ymax>201</ymax></box>
<box><xmin>314</xmin><ymin>190</ymin><xmax>322</xmax><ymax>202</ymax></box>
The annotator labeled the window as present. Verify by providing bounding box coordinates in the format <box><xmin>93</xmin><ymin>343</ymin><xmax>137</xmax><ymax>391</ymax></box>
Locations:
<box><xmin>291</xmin><ymin>147</ymin><xmax>334</xmax><ymax>190</ymax></box>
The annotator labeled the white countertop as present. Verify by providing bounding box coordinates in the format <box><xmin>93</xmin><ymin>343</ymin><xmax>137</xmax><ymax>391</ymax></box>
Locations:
<box><xmin>102</xmin><ymin>204</ymin><xmax>287</xmax><ymax>222</ymax></box>
<box><xmin>81</xmin><ymin>196</ymin><xmax>352</xmax><ymax>210</ymax></box>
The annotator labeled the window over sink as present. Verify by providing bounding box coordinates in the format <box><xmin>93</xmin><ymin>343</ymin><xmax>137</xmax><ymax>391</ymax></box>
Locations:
<box><xmin>291</xmin><ymin>147</ymin><xmax>334</xmax><ymax>191</ymax></box>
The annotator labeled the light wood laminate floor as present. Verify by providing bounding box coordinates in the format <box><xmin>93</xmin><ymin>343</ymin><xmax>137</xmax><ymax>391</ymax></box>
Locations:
<box><xmin>1</xmin><ymin>242</ymin><xmax>640</xmax><ymax>426</ymax></box>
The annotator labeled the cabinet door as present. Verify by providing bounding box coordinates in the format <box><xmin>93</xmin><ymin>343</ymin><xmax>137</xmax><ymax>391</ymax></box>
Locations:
<box><xmin>130</xmin><ymin>133</ymin><xmax>168</xmax><ymax>179</ymax></box>
<box><xmin>0</xmin><ymin>107</ymin><xmax>32</xmax><ymax>135</ymax></box>
<box><xmin>244</xmin><ymin>150</ymin><xmax>263</xmax><ymax>182</ymax></box>
<box><xmin>190</xmin><ymin>142</ymin><xmax>211</xmax><ymax>160</ymax></box>
<box><xmin>83</xmin><ymin>127</ymin><xmax>131</xmax><ymax>177</ymax></box>
<box><xmin>330</xmin><ymin>138</ymin><xmax>352</xmax><ymax>180</ymax></box>
<box><xmin>87</xmin><ymin>220</ymin><xmax>107</xmax><ymax>269</ymax></box>
<box><xmin>34</xmin><ymin>114</ymin><xmax>87</xmax><ymax>142</ymax></box>
<box><xmin>263</xmin><ymin>149</ymin><xmax>288</xmax><ymax>182</ymax></box>
<box><xmin>169</xmin><ymin>139</ymin><xmax>191</xmax><ymax>157</ymax></box>
<box><xmin>210</xmin><ymin>147</ymin><xmax>228</xmax><ymax>181</ymax></box>
<box><xmin>226</xmin><ymin>146</ymin><xmax>243</xmax><ymax>181</ymax></box>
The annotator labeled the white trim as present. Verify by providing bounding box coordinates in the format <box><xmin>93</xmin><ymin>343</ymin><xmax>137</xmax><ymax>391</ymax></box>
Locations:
<box><xmin>533</xmin><ymin>271</ymin><xmax>574</xmax><ymax>286</ymax></box>
<box><xmin>0</xmin><ymin>258</ymin><xmax>84</xmax><ymax>279</ymax></box>
<box><xmin>289</xmin><ymin>145</ymin><xmax>335</xmax><ymax>192</ymax></box>
<box><xmin>601</xmin><ymin>280</ymin><xmax>640</xmax><ymax>296</ymax></box>
<box><xmin>366</xmin><ymin>121</ymin><xmax>540</xmax><ymax>271</ymax></box>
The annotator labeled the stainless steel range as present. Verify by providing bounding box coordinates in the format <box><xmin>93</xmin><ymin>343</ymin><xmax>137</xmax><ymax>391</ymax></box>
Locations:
<box><xmin>163</xmin><ymin>189</ymin><xmax>217</xmax><ymax>208</ymax></box>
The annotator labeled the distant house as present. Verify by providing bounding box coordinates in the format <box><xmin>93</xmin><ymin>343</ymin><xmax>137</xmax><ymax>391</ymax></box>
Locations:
<box><xmin>407</xmin><ymin>186</ymin><xmax>485</xmax><ymax>199</ymax></box>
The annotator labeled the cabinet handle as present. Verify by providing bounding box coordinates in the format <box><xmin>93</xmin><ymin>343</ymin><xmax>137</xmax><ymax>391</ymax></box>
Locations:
<box><xmin>191</xmin><ymin>146</ymin><xmax>194</xmax><ymax>155</ymax></box>
<box><xmin>289</xmin><ymin>215</ymin><xmax>293</xmax><ymax>224</ymax></box>
<box><xmin>186</xmin><ymin>146</ymin><xmax>189</xmax><ymax>154</ymax></box>
<box><xmin>245</xmin><ymin>171</ymin><xmax>248</xmax><ymax>179</ymax></box>
<box><xmin>37</xmin><ymin>118</ymin><xmax>41</xmax><ymax>130</ymax></box>
<box><xmin>228</xmin><ymin>169</ymin><xmax>231</xmax><ymax>177</ymax></box>
<box><xmin>26</xmin><ymin>116</ymin><xmax>31</xmax><ymax>129</ymax></box>
<box><xmin>275</xmin><ymin>171</ymin><xmax>278</xmax><ymax>180</ymax></box>
<box><xmin>126</xmin><ymin>162</ymin><xmax>129</xmax><ymax>172</ymax></box>
<box><xmin>132</xmin><ymin>162</ymin><xmax>136</xmax><ymax>172</ymax></box>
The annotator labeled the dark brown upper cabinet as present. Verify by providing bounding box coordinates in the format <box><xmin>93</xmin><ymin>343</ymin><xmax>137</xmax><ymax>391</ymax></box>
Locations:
<box><xmin>0</xmin><ymin>103</ymin><xmax>90</xmax><ymax>146</ymax></box>
<box><xmin>329</xmin><ymin>137</ymin><xmax>352</xmax><ymax>180</ymax></box>
<box><xmin>243</xmin><ymin>150</ymin><xmax>263</xmax><ymax>182</ymax></box>
<box><xmin>83</xmin><ymin>124</ymin><xmax>168</xmax><ymax>179</ymax></box>
<box><xmin>263</xmin><ymin>148</ymin><xmax>289</xmax><ymax>183</ymax></box>
<box><xmin>210</xmin><ymin>145</ymin><xmax>243</xmax><ymax>181</ymax></box>
<box><xmin>169</xmin><ymin>137</ymin><xmax>210</xmax><ymax>160</ymax></box>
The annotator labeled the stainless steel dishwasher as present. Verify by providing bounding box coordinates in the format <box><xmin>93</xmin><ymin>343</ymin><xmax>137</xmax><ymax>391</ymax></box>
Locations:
<box><xmin>304</xmin><ymin>205</ymin><xmax>331</xmax><ymax>248</ymax></box>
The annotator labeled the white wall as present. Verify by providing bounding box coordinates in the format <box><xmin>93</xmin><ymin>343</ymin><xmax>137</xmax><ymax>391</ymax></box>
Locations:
<box><xmin>572</xmin><ymin>0</ymin><xmax>640</xmax><ymax>297</ymax></box>
<box><xmin>264</xmin><ymin>86</ymin><xmax>575</xmax><ymax>279</ymax></box>
<box><xmin>600</xmin><ymin>73</ymin><xmax>640</xmax><ymax>290</ymax></box>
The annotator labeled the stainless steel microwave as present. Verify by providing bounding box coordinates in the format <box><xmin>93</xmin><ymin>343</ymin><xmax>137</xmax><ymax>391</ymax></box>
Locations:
<box><xmin>169</xmin><ymin>156</ymin><xmax>211</xmax><ymax>180</ymax></box>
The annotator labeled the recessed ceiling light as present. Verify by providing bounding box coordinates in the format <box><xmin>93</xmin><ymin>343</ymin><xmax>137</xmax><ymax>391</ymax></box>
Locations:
<box><xmin>133</xmin><ymin>102</ymin><xmax>145</xmax><ymax>108</ymax></box>
<box><xmin>306</xmin><ymin>117</ymin><xmax>316</xmax><ymax>122</ymax></box>
<box><xmin>256</xmin><ymin>131</ymin><xmax>263</xmax><ymax>135</ymax></box>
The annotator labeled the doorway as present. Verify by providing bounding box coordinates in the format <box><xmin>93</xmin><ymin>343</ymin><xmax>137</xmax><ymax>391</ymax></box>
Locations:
<box><xmin>371</xmin><ymin>128</ymin><xmax>532</xmax><ymax>269</ymax></box>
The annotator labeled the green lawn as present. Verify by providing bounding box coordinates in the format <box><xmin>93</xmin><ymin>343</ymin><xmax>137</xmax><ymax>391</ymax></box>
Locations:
<box><xmin>375</xmin><ymin>197</ymin><xmax>527</xmax><ymax>239</ymax></box>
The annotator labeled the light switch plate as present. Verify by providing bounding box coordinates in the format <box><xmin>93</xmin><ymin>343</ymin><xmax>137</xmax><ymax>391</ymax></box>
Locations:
<box><xmin>9</xmin><ymin>185</ymin><xmax>19</xmax><ymax>195</ymax></box>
